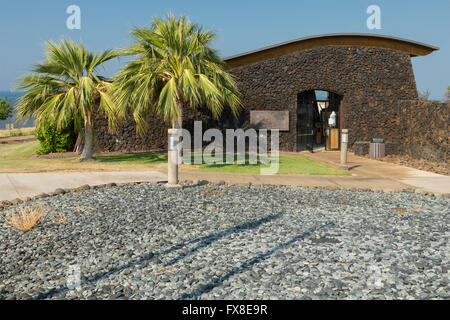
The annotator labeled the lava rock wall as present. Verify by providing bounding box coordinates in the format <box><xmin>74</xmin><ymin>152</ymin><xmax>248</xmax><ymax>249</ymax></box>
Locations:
<box><xmin>94</xmin><ymin>45</ymin><xmax>448</xmax><ymax>162</ymax></box>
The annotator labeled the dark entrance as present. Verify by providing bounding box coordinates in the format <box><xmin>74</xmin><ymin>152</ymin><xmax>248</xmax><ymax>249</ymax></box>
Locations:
<box><xmin>297</xmin><ymin>90</ymin><xmax>342</xmax><ymax>152</ymax></box>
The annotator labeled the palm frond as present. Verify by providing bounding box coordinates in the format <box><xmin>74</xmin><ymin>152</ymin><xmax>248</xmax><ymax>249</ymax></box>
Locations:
<box><xmin>15</xmin><ymin>39</ymin><xmax>120</xmax><ymax>133</ymax></box>
<box><xmin>113</xmin><ymin>14</ymin><xmax>242</xmax><ymax>132</ymax></box>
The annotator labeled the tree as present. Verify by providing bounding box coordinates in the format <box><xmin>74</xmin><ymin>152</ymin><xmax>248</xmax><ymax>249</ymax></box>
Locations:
<box><xmin>16</xmin><ymin>39</ymin><xmax>119</xmax><ymax>160</ymax></box>
<box><xmin>446</xmin><ymin>86</ymin><xmax>450</xmax><ymax>102</ymax></box>
<box><xmin>0</xmin><ymin>97</ymin><xmax>13</xmax><ymax>120</ymax></box>
<box><xmin>113</xmin><ymin>15</ymin><xmax>241</xmax><ymax>132</ymax></box>
<box><xmin>113</xmin><ymin>15</ymin><xmax>241</xmax><ymax>185</ymax></box>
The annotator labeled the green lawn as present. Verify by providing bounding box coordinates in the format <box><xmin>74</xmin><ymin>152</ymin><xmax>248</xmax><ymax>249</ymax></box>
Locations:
<box><xmin>192</xmin><ymin>153</ymin><xmax>349</xmax><ymax>175</ymax></box>
<box><xmin>0</xmin><ymin>141</ymin><xmax>349</xmax><ymax>176</ymax></box>
<box><xmin>0</xmin><ymin>140</ymin><xmax>40</xmax><ymax>157</ymax></box>
<box><xmin>0</xmin><ymin>141</ymin><xmax>168</xmax><ymax>173</ymax></box>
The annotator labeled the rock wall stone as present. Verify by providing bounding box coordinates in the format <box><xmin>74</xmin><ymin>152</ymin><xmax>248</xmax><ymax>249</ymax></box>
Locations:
<box><xmin>93</xmin><ymin>106</ymin><xmax>223</xmax><ymax>152</ymax></box>
<box><xmin>397</xmin><ymin>100</ymin><xmax>449</xmax><ymax>162</ymax></box>
<box><xmin>352</xmin><ymin>100</ymin><xmax>449</xmax><ymax>162</ymax></box>
<box><xmin>93</xmin><ymin>112</ymin><xmax>168</xmax><ymax>152</ymax></box>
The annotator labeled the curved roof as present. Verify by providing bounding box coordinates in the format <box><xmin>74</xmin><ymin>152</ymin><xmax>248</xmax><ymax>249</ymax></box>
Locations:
<box><xmin>224</xmin><ymin>33</ymin><xmax>439</xmax><ymax>69</ymax></box>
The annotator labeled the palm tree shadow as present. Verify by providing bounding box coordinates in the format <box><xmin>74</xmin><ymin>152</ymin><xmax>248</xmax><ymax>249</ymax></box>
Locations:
<box><xmin>180</xmin><ymin>222</ymin><xmax>335</xmax><ymax>300</ymax></box>
<box><xmin>95</xmin><ymin>152</ymin><xmax>167</xmax><ymax>164</ymax></box>
<box><xmin>32</xmin><ymin>212</ymin><xmax>283</xmax><ymax>300</ymax></box>
<box><xmin>163</xmin><ymin>213</ymin><xmax>283</xmax><ymax>267</ymax></box>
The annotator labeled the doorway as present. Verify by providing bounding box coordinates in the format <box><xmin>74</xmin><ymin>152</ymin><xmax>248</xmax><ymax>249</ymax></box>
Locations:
<box><xmin>297</xmin><ymin>90</ymin><xmax>342</xmax><ymax>152</ymax></box>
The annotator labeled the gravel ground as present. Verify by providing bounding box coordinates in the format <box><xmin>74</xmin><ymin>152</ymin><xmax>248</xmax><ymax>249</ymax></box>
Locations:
<box><xmin>0</xmin><ymin>183</ymin><xmax>448</xmax><ymax>300</ymax></box>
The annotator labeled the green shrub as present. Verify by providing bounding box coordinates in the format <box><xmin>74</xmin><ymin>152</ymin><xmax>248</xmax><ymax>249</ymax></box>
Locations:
<box><xmin>34</xmin><ymin>120</ymin><xmax>77</xmax><ymax>155</ymax></box>
<box><xmin>0</xmin><ymin>97</ymin><xmax>13</xmax><ymax>120</ymax></box>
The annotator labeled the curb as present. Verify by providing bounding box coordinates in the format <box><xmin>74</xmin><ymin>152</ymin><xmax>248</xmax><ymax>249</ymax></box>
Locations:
<box><xmin>0</xmin><ymin>181</ymin><xmax>144</xmax><ymax>209</ymax></box>
<box><xmin>0</xmin><ymin>180</ymin><xmax>448</xmax><ymax>209</ymax></box>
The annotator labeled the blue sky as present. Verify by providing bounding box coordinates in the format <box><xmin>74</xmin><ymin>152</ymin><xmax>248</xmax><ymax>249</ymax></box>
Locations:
<box><xmin>0</xmin><ymin>0</ymin><xmax>448</xmax><ymax>100</ymax></box>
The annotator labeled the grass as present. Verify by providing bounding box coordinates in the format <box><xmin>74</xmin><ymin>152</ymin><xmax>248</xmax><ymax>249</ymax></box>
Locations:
<box><xmin>0</xmin><ymin>141</ymin><xmax>349</xmax><ymax>176</ymax></box>
<box><xmin>0</xmin><ymin>141</ymin><xmax>168</xmax><ymax>173</ymax></box>
<box><xmin>0</xmin><ymin>140</ymin><xmax>40</xmax><ymax>157</ymax></box>
<box><xmin>2</xmin><ymin>205</ymin><xmax>68</xmax><ymax>231</ymax></box>
<box><xmin>3</xmin><ymin>205</ymin><xmax>47</xmax><ymax>231</ymax></box>
<box><xmin>192</xmin><ymin>153</ymin><xmax>349</xmax><ymax>175</ymax></box>
<box><xmin>0</xmin><ymin>127</ymin><xmax>35</xmax><ymax>137</ymax></box>
<box><xmin>51</xmin><ymin>211</ymin><xmax>68</xmax><ymax>225</ymax></box>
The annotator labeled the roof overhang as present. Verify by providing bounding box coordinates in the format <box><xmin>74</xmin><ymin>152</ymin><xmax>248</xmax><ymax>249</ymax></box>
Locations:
<box><xmin>224</xmin><ymin>33</ymin><xmax>439</xmax><ymax>70</ymax></box>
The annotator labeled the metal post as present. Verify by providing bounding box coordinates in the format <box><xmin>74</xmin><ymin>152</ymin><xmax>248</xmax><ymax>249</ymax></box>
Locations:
<box><xmin>339</xmin><ymin>129</ymin><xmax>349</xmax><ymax>170</ymax></box>
<box><xmin>167</xmin><ymin>129</ymin><xmax>181</xmax><ymax>188</ymax></box>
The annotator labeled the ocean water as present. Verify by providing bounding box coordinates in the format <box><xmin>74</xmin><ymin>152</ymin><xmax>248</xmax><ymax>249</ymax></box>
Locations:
<box><xmin>0</xmin><ymin>91</ymin><xmax>35</xmax><ymax>130</ymax></box>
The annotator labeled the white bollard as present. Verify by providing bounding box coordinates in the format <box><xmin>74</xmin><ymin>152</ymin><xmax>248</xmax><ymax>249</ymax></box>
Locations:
<box><xmin>340</xmin><ymin>129</ymin><xmax>349</xmax><ymax>170</ymax></box>
<box><xmin>166</xmin><ymin>129</ymin><xmax>181</xmax><ymax>188</ymax></box>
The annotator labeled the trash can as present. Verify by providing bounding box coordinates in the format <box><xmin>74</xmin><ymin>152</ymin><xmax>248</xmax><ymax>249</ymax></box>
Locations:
<box><xmin>370</xmin><ymin>137</ymin><xmax>385</xmax><ymax>159</ymax></box>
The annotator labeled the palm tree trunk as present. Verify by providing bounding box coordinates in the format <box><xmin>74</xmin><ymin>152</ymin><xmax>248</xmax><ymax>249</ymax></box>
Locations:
<box><xmin>176</xmin><ymin>105</ymin><xmax>183</xmax><ymax>157</ymax></box>
<box><xmin>81</xmin><ymin>115</ymin><xmax>94</xmax><ymax>160</ymax></box>
<box><xmin>175</xmin><ymin>105</ymin><xmax>183</xmax><ymax>129</ymax></box>
<box><xmin>171</xmin><ymin>104</ymin><xmax>183</xmax><ymax>158</ymax></box>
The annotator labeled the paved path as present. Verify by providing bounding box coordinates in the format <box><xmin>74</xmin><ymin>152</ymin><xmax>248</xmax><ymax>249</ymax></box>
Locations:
<box><xmin>0</xmin><ymin>171</ymin><xmax>166</xmax><ymax>201</ymax></box>
<box><xmin>1</xmin><ymin>152</ymin><xmax>449</xmax><ymax>201</ymax></box>
<box><xmin>179</xmin><ymin>172</ymin><xmax>411</xmax><ymax>191</ymax></box>
<box><xmin>298</xmin><ymin>151</ymin><xmax>450</xmax><ymax>195</ymax></box>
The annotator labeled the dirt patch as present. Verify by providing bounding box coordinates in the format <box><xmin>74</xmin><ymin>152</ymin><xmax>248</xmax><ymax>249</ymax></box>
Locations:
<box><xmin>32</xmin><ymin>149</ymin><xmax>167</xmax><ymax>159</ymax></box>
<box><xmin>32</xmin><ymin>152</ymin><xmax>79</xmax><ymax>159</ymax></box>
<box><xmin>0</xmin><ymin>135</ymin><xmax>36</xmax><ymax>145</ymax></box>
<box><xmin>389</xmin><ymin>208</ymin><xmax>407</xmax><ymax>215</ymax></box>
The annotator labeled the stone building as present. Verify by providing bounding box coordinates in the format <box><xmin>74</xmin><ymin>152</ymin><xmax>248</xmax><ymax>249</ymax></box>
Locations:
<box><xmin>95</xmin><ymin>33</ymin><xmax>449</xmax><ymax>162</ymax></box>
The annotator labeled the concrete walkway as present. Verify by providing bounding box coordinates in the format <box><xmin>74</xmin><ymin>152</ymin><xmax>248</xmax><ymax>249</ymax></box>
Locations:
<box><xmin>179</xmin><ymin>171</ymin><xmax>411</xmax><ymax>190</ymax></box>
<box><xmin>1</xmin><ymin>152</ymin><xmax>449</xmax><ymax>201</ymax></box>
<box><xmin>0</xmin><ymin>171</ymin><xmax>166</xmax><ymax>201</ymax></box>
<box><xmin>180</xmin><ymin>151</ymin><xmax>450</xmax><ymax>196</ymax></box>
<box><xmin>299</xmin><ymin>151</ymin><xmax>450</xmax><ymax>195</ymax></box>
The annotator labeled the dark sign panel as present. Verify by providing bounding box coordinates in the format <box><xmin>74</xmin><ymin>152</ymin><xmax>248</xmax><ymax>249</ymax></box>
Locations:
<box><xmin>250</xmin><ymin>111</ymin><xmax>289</xmax><ymax>131</ymax></box>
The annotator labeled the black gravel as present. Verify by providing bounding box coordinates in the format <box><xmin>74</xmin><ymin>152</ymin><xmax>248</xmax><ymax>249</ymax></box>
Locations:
<box><xmin>0</xmin><ymin>184</ymin><xmax>448</xmax><ymax>300</ymax></box>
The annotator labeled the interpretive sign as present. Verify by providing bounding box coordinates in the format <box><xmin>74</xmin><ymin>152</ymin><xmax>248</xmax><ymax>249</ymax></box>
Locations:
<box><xmin>250</xmin><ymin>111</ymin><xmax>289</xmax><ymax>131</ymax></box>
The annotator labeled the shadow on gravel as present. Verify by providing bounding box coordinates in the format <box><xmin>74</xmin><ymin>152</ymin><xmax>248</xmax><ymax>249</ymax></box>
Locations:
<box><xmin>32</xmin><ymin>212</ymin><xmax>283</xmax><ymax>300</ymax></box>
<box><xmin>180</xmin><ymin>222</ymin><xmax>335</xmax><ymax>300</ymax></box>
<box><xmin>162</xmin><ymin>213</ymin><xmax>283</xmax><ymax>268</ymax></box>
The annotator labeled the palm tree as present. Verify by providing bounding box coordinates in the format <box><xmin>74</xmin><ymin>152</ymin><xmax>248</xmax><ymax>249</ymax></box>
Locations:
<box><xmin>114</xmin><ymin>15</ymin><xmax>241</xmax><ymax>130</ymax></box>
<box><xmin>114</xmin><ymin>15</ymin><xmax>241</xmax><ymax>185</ymax></box>
<box><xmin>16</xmin><ymin>39</ymin><xmax>119</xmax><ymax>160</ymax></box>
